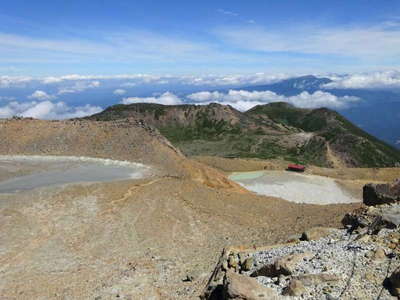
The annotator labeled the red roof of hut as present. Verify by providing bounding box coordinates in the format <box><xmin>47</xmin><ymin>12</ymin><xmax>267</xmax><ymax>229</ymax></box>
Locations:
<box><xmin>287</xmin><ymin>164</ymin><xmax>305</xmax><ymax>171</ymax></box>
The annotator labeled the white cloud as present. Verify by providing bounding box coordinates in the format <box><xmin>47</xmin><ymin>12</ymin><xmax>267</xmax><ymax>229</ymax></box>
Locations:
<box><xmin>41</xmin><ymin>74</ymin><xmax>165</xmax><ymax>84</ymax></box>
<box><xmin>217</xmin><ymin>9</ymin><xmax>239</xmax><ymax>17</ymax></box>
<box><xmin>28</xmin><ymin>90</ymin><xmax>56</xmax><ymax>101</ymax></box>
<box><xmin>57</xmin><ymin>80</ymin><xmax>100</xmax><ymax>94</ymax></box>
<box><xmin>121</xmin><ymin>92</ymin><xmax>183</xmax><ymax>105</ymax></box>
<box><xmin>187</xmin><ymin>90</ymin><xmax>359</xmax><ymax>110</ymax></box>
<box><xmin>113</xmin><ymin>89</ymin><xmax>126</xmax><ymax>95</ymax></box>
<box><xmin>0</xmin><ymin>76</ymin><xmax>33</xmax><ymax>88</ymax></box>
<box><xmin>120</xmin><ymin>89</ymin><xmax>360</xmax><ymax>110</ymax></box>
<box><xmin>182</xmin><ymin>73</ymin><xmax>290</xmax><ymax>86</ymax></box>
<box><xmin>40</xmin><ymin>73</ymin><xmax>290</xmax><ymax>87</ymax></box>
<box><xmin>0</xmin><ymin>73</ymin><xmax>295</xmax><ymax>90</ymax></box>
<box><xmin>0</xmin><ymin>100</ymin><xmax>102</xmax><ymax>120</ymax></box>
<box><xmin>324</xmin><ymin>70</ymin><xmax>400</xmax><ymax>89</ymax></box>
<box><xmin>216</xmin><ymin>24</ymin><xmax>400</xmax><ymax>59</ymax></box>
<box><xmin>2</xmin><ymin>70</ymin><xmax>400</xmax><ymax>93</ymax></box>
<box><xmin>0</xmin><ymin>30</ymin><xmax>213</xmax><ymax>65</ymax></box>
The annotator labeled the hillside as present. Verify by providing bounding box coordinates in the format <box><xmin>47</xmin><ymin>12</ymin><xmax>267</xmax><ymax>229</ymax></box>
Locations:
<box><xmin>237</xmin><ymin>75</ymin><xmax>400</xmax><ymax>149</ymax></box>
<box><xmin>87</xmin><ymin>102</ymin><xmax>400</xmax><ymax>168</ymax></box>
<box><xmin>246</xmin><ymin>102</ymin><xmax>400</xmax><ymax>167</ymax></box>
<box><xmin>0</xmin><ymin>117</ymin><xmax>361</xmax><ymax>299</ymax></box>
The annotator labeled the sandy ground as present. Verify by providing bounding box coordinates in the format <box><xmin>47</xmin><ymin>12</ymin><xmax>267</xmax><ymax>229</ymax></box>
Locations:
<box><xmin>0</xmin><ymin>160</ymin><xmax>360</xmax><ymax>299</ymax></box>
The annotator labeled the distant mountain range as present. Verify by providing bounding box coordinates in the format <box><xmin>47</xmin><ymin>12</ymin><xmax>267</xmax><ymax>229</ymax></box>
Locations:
<box><xmin>87</xmin><ymin>102</ymin><xmax>400</xmax><ymax>168</ymax></box>
<box><xmin>233</xmin><ymin>75</ymin><xmax>400</xmax><ymax>149</ymax></box>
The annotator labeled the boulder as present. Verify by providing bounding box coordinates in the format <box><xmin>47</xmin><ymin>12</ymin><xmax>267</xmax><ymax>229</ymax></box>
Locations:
<box><xmin>294</xmin><ymin>273</ymin><xmax>340</xmax><ymax>286</ymax></box>
<box><xmin>381</xmin><ymin>213</ymin><xmax>400</xmax><ymax>228</ymax></box>
<box><xmin>363</xmin><ymin>179</ymin><xmax>400</xmax><ymax>206</ymax></box>
<box><xmin>224</xmin><ymin>270</ymin><xmax>279</xmax><ymax>300</ymax></box>
<box><xmin>372</xmin><ymin>248</ymin><xmax>386</xmax><ymax>262</ymax></box>
<box><xmin>228</xmin><ymin>255</ymin><xmax>239</xmax><ymax>269</ymax></box>
<box><xmin>241</xmin><ymin>258</ymin><xmax>254</xmax><ymax>271</ymax></box>
<box><xmin>389</xmin><ymin>266</ymin><xmax>400</xmax><ymax>296</ymax></box>
<box><xmin>342</xmin><ymin>204</ymin><xmax>400</xmax><ymax>233</ymax></box>
<box><xmin>274</xmin><ymin>252</ymin><xmax>313</xmax><ymax>275</ymax></box>
<box><xmin>282</xmin><ymin>279</ymin><xmax>306</xmax><ymax>296</ymax></box>
<box><xmin>301</xmin><ymin>227</ymin><xmax>334</xmax><ymax>241</ymax></box>
<box><xmin>251</xmin><ymin>252</ymin><xmax>313</xmax><ymax>277</ymax></box>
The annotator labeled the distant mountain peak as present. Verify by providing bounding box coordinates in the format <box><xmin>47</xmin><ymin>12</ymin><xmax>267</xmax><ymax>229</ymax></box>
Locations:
<box><xmin>240</xmin><ymin>75</ymin><xmax>333</xmax><ymax>95</ymax></box>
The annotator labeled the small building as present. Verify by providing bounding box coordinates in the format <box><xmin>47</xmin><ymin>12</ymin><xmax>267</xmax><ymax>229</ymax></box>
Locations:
<box><xmin>287</xmin><ymin>164</ymin><xmax>305</xmax><ymax>172</ymax></box>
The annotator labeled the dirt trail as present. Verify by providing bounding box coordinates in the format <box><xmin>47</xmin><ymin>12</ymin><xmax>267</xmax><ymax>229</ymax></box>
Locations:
<box><xmin>100</xmin><ymin>176</ymin><xmax>176</xmax><ymax>215</ymax></box>
<box><xmin>326</xmin><ymin>143</ymin><xmax>346</xmax><ymax>169</ymax></box>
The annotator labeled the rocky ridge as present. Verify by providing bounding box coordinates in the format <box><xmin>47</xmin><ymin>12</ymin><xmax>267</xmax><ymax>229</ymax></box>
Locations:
<box><xmin>87</xmin><ymin>102</ymin><xmax>400</xmax><ymax>168</ymax></box>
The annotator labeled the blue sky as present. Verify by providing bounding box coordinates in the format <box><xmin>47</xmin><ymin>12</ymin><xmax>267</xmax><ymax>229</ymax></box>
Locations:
<box><xmin>1</xmin><ymin>0</ymin><xmax>400</xmax><ymax>76</ymax></box>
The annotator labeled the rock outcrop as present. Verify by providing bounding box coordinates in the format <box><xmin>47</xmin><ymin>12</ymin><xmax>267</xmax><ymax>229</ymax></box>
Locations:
<box><xmin>202</xmin><ymin>179</ymin><xmax>400</xmax><ymax>299</ymax></box>
<box><xmin>300</xmin><ymin>227</ymin><xmax>334</xmax><ymax>241</ymax></box>
<box><xmin>363</xmin><ymin>179</ymin><xmax>400</xmax><ymax>206</ymax></box>
<box><xmin>202</xmin><ymin>225</ymin><xmax>400</xmax><ymax>299</ymax></box>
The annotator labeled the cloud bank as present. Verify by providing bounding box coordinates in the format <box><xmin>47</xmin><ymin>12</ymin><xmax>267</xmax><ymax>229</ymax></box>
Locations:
<box><xmin>121</xmin><ymin>89</ymin><xmax>359</xmax><ymax>111</ymax></box>
<box><xmin>0</xmin><ymin>100</ymin><xmax>102</xmax><ymax>120</ymax></box>
<box><xmin>121</xmin><ymin>92</ymin><xmax>183</xmax><ymax>105</ymax></box>
<box><xmin>187</xmin><ymin>90</ymin><xmax>359</xmax><ymax>110</ymax></box>
<box><xmin>324</xmin><ymin>70</ymin><xmax>400</xmax><ymax>89</ymax></box>
<box><xmin>0</xmin><ymin>73</ymin><xmax>291</xmax><ymax>89</ymax></box>
<box><xmin>2</xmin><ymin>71</ymin><xmax>400</xmax><ymax>92</ymax></box>
<box><xmin>57</xmin><ymin>80</ymin><xmax>100</xmax><ymax>94</ymax></box>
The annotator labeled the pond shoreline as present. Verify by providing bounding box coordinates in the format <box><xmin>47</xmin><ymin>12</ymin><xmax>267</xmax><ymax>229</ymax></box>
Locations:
<box><xmin>0</xmin><ymin>155</ymin><xmax>150</xmax><ymax>194</ymax></box>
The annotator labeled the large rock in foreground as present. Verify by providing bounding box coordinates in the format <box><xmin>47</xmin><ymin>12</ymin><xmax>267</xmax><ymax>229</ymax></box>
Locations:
<box><xmin>224</xmin><ymin>270</ymin><xmax>279</xmax><ymax>300</ymax></box>
<box><xmin>363</xmin><ymin>179</ymin><xmax>400</xmax><ymax>206</ymax></box>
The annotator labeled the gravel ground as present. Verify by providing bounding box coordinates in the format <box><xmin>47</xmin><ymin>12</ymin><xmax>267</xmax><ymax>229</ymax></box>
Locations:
<box><xmin>243</xmin><ymin>229</ymin><xmax>399</xmax><ymax>299</ymax></box>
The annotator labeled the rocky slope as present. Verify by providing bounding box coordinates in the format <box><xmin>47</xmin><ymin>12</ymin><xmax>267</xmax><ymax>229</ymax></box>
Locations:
<box><xmin>87</xmin><ymin>102</ymin><xmax>400</xmax><ymax>168</ymax></box>
<box><xmin>0</xmin><ymin>117</ymin><xmax>244</xmax><ymax>191</ymax></box>
<box><xmin>202</xmin><ymin>179</ymin><xmax>400</xmax><ymax>299</ymax></box>
<box><xmin>0</xmin><ymin>117</ymin><xmax>182</xmax><ymax>172</ymax></box>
